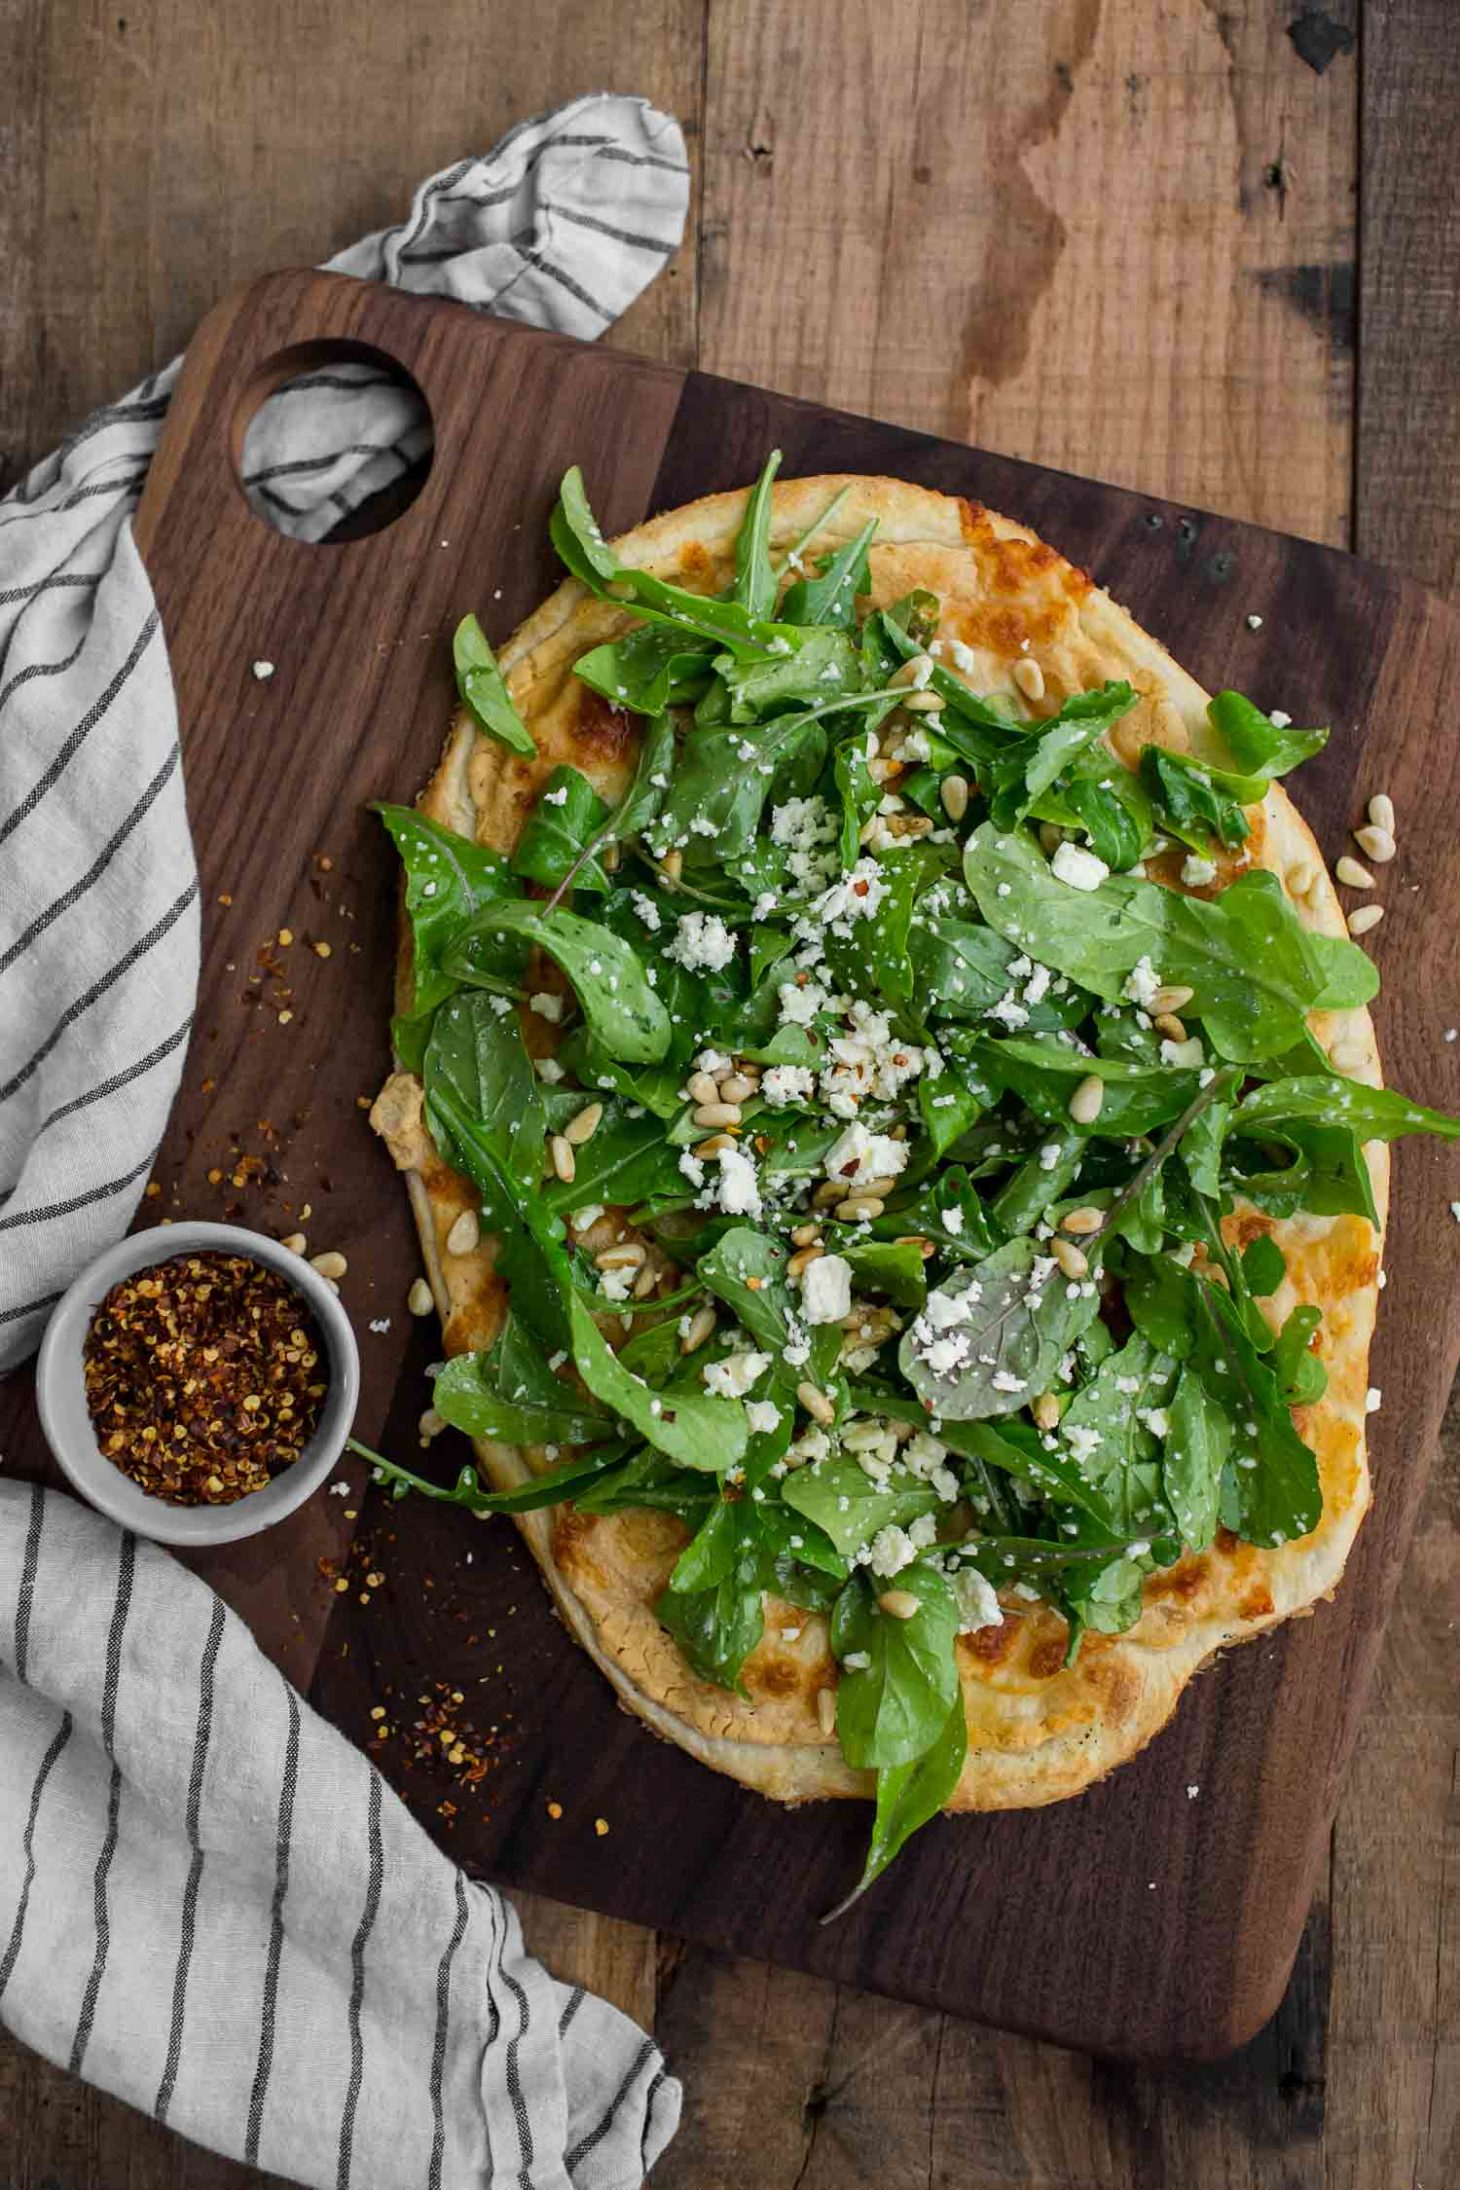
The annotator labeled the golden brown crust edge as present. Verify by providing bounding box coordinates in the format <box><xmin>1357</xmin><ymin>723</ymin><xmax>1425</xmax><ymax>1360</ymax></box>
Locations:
<box><xmin>372</xmin><ymin>474</ymin><xmax>1385</xmax><ymax>1813</ymax></box>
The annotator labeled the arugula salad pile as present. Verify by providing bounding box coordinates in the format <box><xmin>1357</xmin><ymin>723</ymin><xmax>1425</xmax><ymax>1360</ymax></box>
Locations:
<box><xmin>362</xmin><ymin>453</ymin><xmax>1460</xmax><ymax>1906</ymax></box>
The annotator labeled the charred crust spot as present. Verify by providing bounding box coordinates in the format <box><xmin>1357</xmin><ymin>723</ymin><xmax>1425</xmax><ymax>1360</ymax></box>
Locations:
<box><xmin>1239</xmin><ymin>1582</ymin><xmax>1276</xmax><ymax>1621</ymax></box>
<box><xmin>745</xmin><ymin>1656</ymin><xmax>802</xmax><ymax>1701</ymax></box>
<box><xmin>964</xmin><ymin>1620</ymin><xmax>1018</xmax><ymax>1667</ymax></box>
<box><xmin>572</xmin><ymin>685</ymin><xmax>636</xmax><ymax>759</ymax></box>
<box><xmin>1145</xmin><ymin>1555</ymin><xmax>1208</xmax><ymax>1604</ymax></box>
<box><xmin>1028</xmin><ymin>1634</ymin><xmax>1070</xmax><ymax>1681</ymax></box>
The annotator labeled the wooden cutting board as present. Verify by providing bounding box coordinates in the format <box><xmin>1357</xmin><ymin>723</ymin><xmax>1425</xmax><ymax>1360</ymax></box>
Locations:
<box><xmin>9</xmin><ymin>267</ymin><xmax>1459</xmax><ymax>2063</ymax></box>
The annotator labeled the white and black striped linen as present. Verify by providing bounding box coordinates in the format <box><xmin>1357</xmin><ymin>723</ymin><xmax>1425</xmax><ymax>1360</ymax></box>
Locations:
<box><xmin>0</xmin><ymin>91</ymin><xmax>690</xmax><ymax>1368</ymax></box>
<box><xmin>0</xmin><ymin>1482</ymin><xmax>679</xmax><ymax>2185</ymax></box>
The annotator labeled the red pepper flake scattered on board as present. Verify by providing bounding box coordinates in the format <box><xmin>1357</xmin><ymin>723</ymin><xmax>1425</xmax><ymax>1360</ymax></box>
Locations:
<box><xmin>83</xmin><ymin>1251</ymin><xmax>327</xmax><ymax>1504</ymax></box>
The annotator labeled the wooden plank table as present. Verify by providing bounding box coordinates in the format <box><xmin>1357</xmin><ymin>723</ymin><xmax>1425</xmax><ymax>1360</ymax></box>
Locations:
<box><xmin>2</xmin><ymin>2</ymin><xmax>1455</xmax><ymax>2182</ymax></box>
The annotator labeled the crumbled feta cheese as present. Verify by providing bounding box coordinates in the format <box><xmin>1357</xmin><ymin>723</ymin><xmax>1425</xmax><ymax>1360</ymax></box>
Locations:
<box><xmin>598</xmin><ymin>1264</ymin><xmax>637</xmax><ymax>1303</ymax></box>
<box><xmin>1064</xmin><ymin>1422</ymin><xmax>1102</xmax><ymax>1463</ymax></box>
<box><xmin>761</xmin><ymin>1064</ymin><xmax>816</xmax><ymax>1107</ymax></box>
<box><xmin>1051</xmin><ymin>841</ymin><xmax>1110</xmax><ymax>892</ymax></box>
<box><xmin>777</xmin><ymin>978</ymin><xmax>828</xmax><ymax>1026</ymax></box>
<box><xmin>529</xmin><ymin>990</ymin><xmax>564</xmax><ymax>1023</ymax></box>
<box><xmin>1181</xmin><ymin>852</ymin><xmax>1219</xmax><ymax>888</ymax></box>
<box><xmin>800</xmin><ymin>1253</ymin><xmax>852</xmax><ymax>1325</ymax></box>
<box><xmin>868</xmin><ymin>1525</ymin><xmax>918</xmax><ymax>1575</ymax></box>
<box><xmin>704</xmin><ymin>1143</ymin><xmax>762</xmax><ymax>1217</ymax></box>
<box><xmin>1269</xmin><ymin>709</ymin><xmax>1292</xmax><ymax>728</ymax></box>
<box><xmin>941</xmin><ymin>1207</ymin><xmax>964</xmax><ymax>1236</ymax></box>
<box><xmin>1138</xmin><ymin>1407</ymin><xmax>1170</xmax><ymax>1440</ymax></box>
<box><xmin>823</xmin><ymin>1121</ymin><xmax>909</xmax><ymax>1187</ymax></box>
<box><xmin>1123</xmin><ymin>956</ymin><xmax>1162</xmax><ymax>1009</ymax></box>
<box><xmin>810</xmin><ymin>857</ymin><xmax>887</xmax><ymax>930</ymax></box>
<box><xmin>1161</xmin><ymin>1036</ymin><xmax>1206</xmax><ymax>1069</ymax></box>
<box><xmin>629</xmin><ymin>891</ymin><xmax>662</xmax><ymax>933</ymax></box>
<box><xmin>535</xmin><ymin>1056</ymin><xmax>565</xmax><ymax>1083</ymax></box>
<box><xmin>842</xmin><ymin>1651</ymin><xmax>872</xmax><ymax>1672</ymax></box>
<box><xmin>746</xmin><ymin>1399</ymin><xmax>782</xmax><ymax>1435</ymax></box>
<box><xmin>571</xmin><ymin>1204</ymin><xmax>605</xmax><ymax>1233</ymax></box>
<box><xmin>952</xmin><ymin>1566</ymin><xmax>1004</xmax><ymax>1633</ymax></box>
<box><xmin>1365</xmin><ymin>1387</ymin><xmax>1382</xmax><ymax>1414</ymax></box>
<box><xmin>704</xmin><ymin>1350</ymin><xmax>772</xmax><ymax>1398</ymax></box>
<box><xmin>667</xmin><ymin>911</ymin><xmax>738</xmax><ymax>972</ymax></box>
<box><xmin>543</xmin><ymin>783</ymin><xmax>569</xmax><ymax>806</ymax></box>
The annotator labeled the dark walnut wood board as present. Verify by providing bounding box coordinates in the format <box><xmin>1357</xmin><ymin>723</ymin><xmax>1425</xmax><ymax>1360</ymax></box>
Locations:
<box><xmin>5</xmin><ymin>267</ymin><xmax>1458</xmax><ymax>2062</ymax></box>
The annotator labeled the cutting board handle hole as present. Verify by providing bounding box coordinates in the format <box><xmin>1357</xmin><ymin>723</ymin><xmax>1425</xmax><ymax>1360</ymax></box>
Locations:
<box><xmin>232</xmin><ymin>338</ymin><xmax>435</xmax><ymax>544</ymax></box>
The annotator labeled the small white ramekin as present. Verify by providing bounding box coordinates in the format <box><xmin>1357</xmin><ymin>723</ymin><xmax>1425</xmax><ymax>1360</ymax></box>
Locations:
<box><xmin>35</xmin><ymin>1221</ymin><xmax>360</xmax><ymax>1547</ymax></box>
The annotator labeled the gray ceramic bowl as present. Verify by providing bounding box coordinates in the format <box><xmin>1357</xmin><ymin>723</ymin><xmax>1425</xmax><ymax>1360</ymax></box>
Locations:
<box><xmin>35</xmin><ymin>1221</ymin><xmax>360</xmax><ymax>1547</ymax></box>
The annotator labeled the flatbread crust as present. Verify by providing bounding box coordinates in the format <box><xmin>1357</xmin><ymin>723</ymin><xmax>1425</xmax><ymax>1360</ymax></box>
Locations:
<box><xmin>372</xmin><ymin>476</ymin><xmax>1386</xmax><ymax>1811</ymax></box>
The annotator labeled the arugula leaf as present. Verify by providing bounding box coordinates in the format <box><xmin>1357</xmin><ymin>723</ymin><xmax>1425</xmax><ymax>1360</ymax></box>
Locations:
<box><xmin>1241</xmin><ymin>1235</ymin><xmax>1287</xmax><ymax>1296</ymax></box>
<box><xmin>1308</xmin><ymin>933</ymin><xmax>1381</xmax><ymax>1011</ymax></box>
<box><xmin>1225</xmin><ymin>1118</ymin><xmax>1379</xmax><ymax>1223</ymax></box>
<box><xmin>1058</xmin><ymin>1335</ymin><xmax>1177</xmax><ymax>1540</ymax></box>
<box><xmin>1273</xmin><ymin>1304</ymin><xmax>1328</xmax><ymax>1406</ymax></box>
<box><xmin>780</xmin><ymin>516</ymin><xmax>877</xmax><ymax>629</ymax></box>
<box><xmin>782</xmin><ymin>1454</ymin><xmax>941</xmax><ymax>1558</ymax></box>
<box><xmin>1030</xmin><ymin>746</ymin><xmax>1153</xmax><ymax>872</ymax></box>
<box><xmin>988</xmin><ymin>682</ymin><xmax>1139</xmax><ymax>829</ymax></box>
<box><xmin>1234</xmin><ymin>1074</ymin><xmax>1460</xmax><ymax>1147</ymax></box>
<box><xmin>448</xmin><ymin>901</ymin><xmax>671</xmax><ymax>1065</ymax></box>
<box><xmin>977</xmin><ymin>1035</ymin><xmax>1201</xmax><ymax>1137</ymax></box>
<box><xmin>567</xmin><ymin>1292</ymin><xmax>747</xmax><ymax>1474</ymax></box>
<box><xmin>830</xmin><ymin>1563</ymin><xmax>962</xmax><ymax>1770</ymax></box>
<box><xmin>825</xmin><ymin>845</ymin><xmax>940</xmax><ymax>1005</ymax></box>
<box><xmin>375</xmin><ymin>805</ymin><xmax>523</xmax><ymax>1054</ymax></box>
<box><xmin>898</xmin><ymin>1235</ymin><xmax>1101</xmax><ymax>1420</ymax></box>
<box><xmin>573</xmin><ymin>625</ymin><xmax>714</xmax><ymax>715</ymax></box>
<box><xmin>541</xmin><ymin>1108</ymin><xmax>687</xmax><ymax>1216</ymax></box>
<box><xmin>828</xmin><ymin>1692</ymin><xmax>967</xmax><ymax>1916</ymax></box>
<box><xmin>423</xmin><ymin>994</ymin><xmax>546</xmax><ymax>1200</ymax></box>
<box><xmin>941</xmin><ymin>1415</ymin><xmax>1122</xmax><ymax>1529</ymax></box>
<box><xmin>1139</xmin><ymin>746</ymin><xmax>1255</xmax><ymax>853</ymax></box>
<box><xmin>349</xmin><ymin>1436</ymin><xmax>624</xmax><ymax>1516</ymax></box>
<box><xmin>433</xmin><ymin>1315</ymin><xmax>612</xmax><ymax>1447</ymax></box>
<box><xmin>453</xmin><ymin>614</ymin><xmax>536</xmax><ymax>756</ymax></box>
<box><xmin>657</xmin><ymin>1499</ymin><xmax>769</xmax><ymax>1692</ymax></box>
<box><xmin>839</xmin><ymin>1238</ymin><xmax>929</xmax><ymax>1310</ymax></box>
<box><xmin>732</xmin><ymin>449</ymin><xmax>783</xmax><ymax>618</ymax></box>
<box><xmin>511</xmin><ymin>766</ymin><xmax>611</xmax><ymax>893</ymax></box>
<box><xmin>696</xmin><ymin>1225</ymin><xmax>796</xmax><ymax>1353</ymax></box>
<box><xmin>1162</xmin><ymin>1366</ymin><xmax>1229</xmax><ymax>1551</ymax></box>
<box><xmin>1208</xmin><ymin>690</ymin><xmax>1329</xmax><ymax>779</ymax></box>
<box><xmin>719</xmin><ymin>627</ymin><xmax>863</xmax><ymax>722</ymax></box>
<box><xmin>834</xmin><ymin>733</ymin><xmax>881</xmax><ymax>868</ymax></box>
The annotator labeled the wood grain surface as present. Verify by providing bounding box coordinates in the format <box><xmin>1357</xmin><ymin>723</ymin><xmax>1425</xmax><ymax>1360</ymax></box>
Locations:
<box><xmin>1</xmin><ymin>2</ymin><xmax>1456</xmax><ymax>2185</ymax></box>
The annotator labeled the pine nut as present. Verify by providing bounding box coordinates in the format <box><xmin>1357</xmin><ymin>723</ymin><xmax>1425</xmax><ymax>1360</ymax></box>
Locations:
<box><xmin>693</xmin><ymin>1101</ymin><xmax>742</xmax><ymax>1129</ymax></box>
<box><xmin>1068</xmin><ymin>1075</ymin><xmax>1105</xmax><ymax>1126</ymax></box>
<box><xmin>694</xmin><ymin>1133</ymin><xmax>737</xmax><ymax>1159</ymax></box>
<box><xmin>787</xmin><ymin>1244</ymin><xmax>825</xmax><ymax>1279</ymax></box>
<box><xmin>791</xmin><ymin>1223</ymin><xmax>822</xmax><ymax>1248</ymax></box>
<box><xmin>563</xmin><ymin>1102</ymin><xmax>603</xmax><ymax>1146</ymax></box>
<box><xmin>680</xmin><ymin>1306</ymin><xmax>717</xmax><ymax>1354</ymax></box>
<box><xmin>1368</xmin><ymin>792</ymin><xmax>1395</xmax><ymax>835</ymax></box>
<box><xmin>941</xmin><ymin>774</ymin><xmax>970</xmax><ymax>822</ymax></box>
<box><xmin>595</xmin><ymin>1241</ymin><xmax>647</xmax><ymax>1271</ymax></box>
<box><xmin>859</xmin><ymin>1175</ymin><xmax>902</xmax><ymax>1199</ymax></box>
<box><xmin>894</xmin><ymin>1234</ymin><xmax>937</xmax><ymax>1258</ymax></box>
<box><xmin>1012</xmin><ymin>656</ymin><xmax>1046</xmax><ymax>704</ymax></box>
<box><xmin>632</xmin><ymin>1261</ymin><xmax>659</xmax><ymax>1299</ymax></box>
<box><xmin>888</xmin><ymin>652</ymin><xmax>935</xmax><ymax>690</ymax></box>
<box><xmin>816</xmin><ymin>1686</ymin><xmax>837</xmax><ymax>1736</ymax></box>
<box><xmin>1060</xmin><ymin>1206</ymin><xmax>1105</xmax><ymax>1236</ymax></box>
<box><xmin>602</xmin><ymin>842</ymin><xmax>621</xmax><ymax>872</ymax></box>
<box><xmin>1335</xmin><ymin>856</ymin><xmax>1375</xmax><ymax>890</ymax></box>
<box><xmin>718</xmin><ymin>1073</ymin><xmax>755</xmax><ymax>1104</ymax></box>
<box><xmin>309</xmin><ymin>1249</ymin><xmax>347</xmax><ymax>1279</ymax></box>
<box><xmin>408</xmin><ymin>1277</ymin><xmax>434</xmax><ymax>1317</ymax></box>
<box><xmin>280</xmin><ymin>1232</ymin><xmax>307</xmax><ymax>1255</ymax></box>
<box><xmin>812</xmin><ymin>1180</ymin><xmax>847</xmax><ymax>1207</ymax></box>
<box><xmin>887</xmin><ymin>813</ymin><xmax>934</xmax><ymax>839</ymax></box>
<box><xmin>1052</xmin><ymin>1236</ymin><xmax>1089</xmax><ymax>1279</ymax></box>
<box><xmin>902</xmin><ymin>689</ymin><xmax>945</xmax><ymax>714</ymax></box>
<box><xmin>1331</xmin><ymin>1039</ymin><xmax>1368</xmax><ymax>1072</ymax></box>
<box><xmin>1032</xmin><ymin>1393</ymin><xmax>1061</xmax><ymax>1431</ymax></box>
<box><xmin>835</xmin><ymin>1195</ymin><xmax>885</xmax><ymax>1221</ymax></box>
<box><xmin>1286</xmin><ymin>860</ymin><xmax>1318</xmax><ymax>897</ymax></box>
<box><xmin>1354</xmin><ymin>824</ymin><xmax>1396</xmax><ymax>864</ymax></box>
<box><xmin>418</xmin><ymin>1408</ymin><xmax>445</xmax><ymax>1440</ymax></box>
<box><xmin>878</xmin><ymin>1588</ymin><xmax>922</xmax><ymax>1620</ymax></box>
<box><xmin>1154</xmin><ymin>1012</ymin><xmax>1187</xmax><ymax>1043</ymax></box>
<box><xmin>1348</xmin><ymin>903</ymin><xmax>1384</xmax><ymax>935</ymax></box>
<box><xmin>1150</xmin><ymin>985</ymin><xmax>1194</xmax><ymax>1015</ymax></box>
<box><xmin>797</xmin><ymin>1381</ymin><xmax>836</xmax><ymax>1426</ymax></box>
<box><xmin>445</xmin><ymin>1210</ymin><xmax>480</xmax><ymax>1257</ymax></box>
<box><xmin>658</xmin><ymin>849</ymin><xmax>683</xmax><ymax>883</ymax></box>
<box><xmin>687</xmin><ymin>1071</ymin><xmax>720</xmax><ymax>1104</ymax></box>
<box><xmin>550</xmin><ymin>1135</ymin><xmax>576</xmax><ymax>1184</ymax></box>
<box><xmin>867</xmin><ymin>754</ymin><xmax>899</xmax><ymax>784</ymax></box>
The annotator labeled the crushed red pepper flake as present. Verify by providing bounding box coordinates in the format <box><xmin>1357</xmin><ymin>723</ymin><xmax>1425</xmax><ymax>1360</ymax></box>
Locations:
<box><xmin>83</xmin><ymin>1251</ymin><xmax>328</xmax><ymax>1505</ymax></box>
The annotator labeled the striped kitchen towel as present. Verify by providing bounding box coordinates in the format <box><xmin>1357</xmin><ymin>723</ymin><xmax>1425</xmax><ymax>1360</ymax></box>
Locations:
<box><xmin>0</xmin><ymin>90</ymin><xmax>690</xmax><ymax>1370</ymax></box>
<box><xmin>0</xmin><ymin>92</ymin><xmax>688</xmax><ymax>2187</ymax></box>
<box><xmin>0</xmin><ymin>1480</ymin><xmax>680</xmax><ymax>2186</ymax></box>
